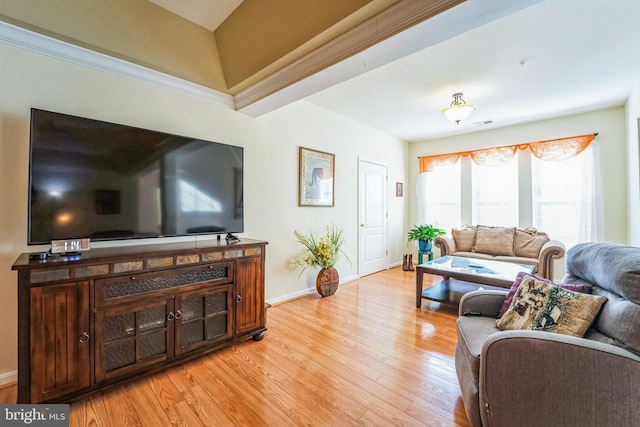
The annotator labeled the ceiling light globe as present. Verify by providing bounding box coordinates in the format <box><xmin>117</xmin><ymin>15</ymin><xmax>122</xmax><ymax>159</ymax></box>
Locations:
<box><xmin>442</xmin><ymin>104</ymin><xmax>475</xmax><ymax>124</ymax></box>
<box><xmin>442</xmin><ymin>92</ymin><xmax>475</xmax><ymax>124</ymax></box>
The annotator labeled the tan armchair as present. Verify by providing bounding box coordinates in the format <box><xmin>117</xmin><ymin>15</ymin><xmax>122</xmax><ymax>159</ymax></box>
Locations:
<box><xmin>433</xmin><ymin>225</ymin><xmax>565</xmax><ymax>280</ymax></box>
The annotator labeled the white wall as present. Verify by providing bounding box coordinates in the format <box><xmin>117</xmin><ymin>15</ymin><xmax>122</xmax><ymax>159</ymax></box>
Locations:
<box><xmin>626</xmin><ymin>82</ymin><xmax>640</xmax><ymax>246</ymax></box>
<box><xmin>252</xmin><ymin>101</ymin><xmax>408</xmax><ymax>300</ymax></box>
<box><xmin>0</xmin><ymin>40</ymin><xmax>408</xmax><ymax>377</ymax></box>
<box><xmin>408</xmin><ymin>107</ymin><xmax>628</xmax><ymax>264</ymax></box>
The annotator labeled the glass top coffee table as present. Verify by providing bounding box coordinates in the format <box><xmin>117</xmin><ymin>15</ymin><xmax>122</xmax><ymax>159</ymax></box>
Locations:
<box><xmin>415</xmin><ymin>255</ymin><xmax>535</xmax><ymax>307</ymax></box>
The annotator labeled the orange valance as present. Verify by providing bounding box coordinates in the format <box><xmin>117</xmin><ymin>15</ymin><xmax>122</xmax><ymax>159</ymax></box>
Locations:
<box><xmin>418</xmin><ymin>134</ymin><xmax>595</xmax><ymax>173</ymax></box>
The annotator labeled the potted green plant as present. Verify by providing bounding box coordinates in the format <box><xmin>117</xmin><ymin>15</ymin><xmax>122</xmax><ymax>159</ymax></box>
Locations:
<box><xmin>407</xmin><ymin>224</ymin><xmax>446</xmax><ymax>252</ymax></box>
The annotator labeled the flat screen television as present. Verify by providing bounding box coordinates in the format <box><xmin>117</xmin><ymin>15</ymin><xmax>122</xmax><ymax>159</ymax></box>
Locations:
<box><xmin>28</xmin><ymin>108</ymin><xmax>243</xmax><ymax>245</ymax></box>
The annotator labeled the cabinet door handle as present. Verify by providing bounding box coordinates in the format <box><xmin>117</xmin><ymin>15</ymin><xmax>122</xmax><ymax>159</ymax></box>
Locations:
<box><xmin>236</xmin><ymin>295</ymin><xmax>242</xmax><ymax>303</ymax></box>
<box><xmin>175</xmin><ymin>310</ymin><xmax>182</xmax><ymax>319</ymax></box>
<box><xmin>167</xmin><ymin>312</ymin><xmax>175</xmax><ymax>321</ymax></box>
<box><xmin>79</xmin><ymin>332</ymin><xmax>90</xmax><ymax>343</ymax></box>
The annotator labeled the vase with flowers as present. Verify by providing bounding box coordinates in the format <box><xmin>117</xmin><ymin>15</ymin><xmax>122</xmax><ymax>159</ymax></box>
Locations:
<box><xmin>293</xmin><ymin>224</ymin><xmax>346</xmax><ymax>297</ymax></box>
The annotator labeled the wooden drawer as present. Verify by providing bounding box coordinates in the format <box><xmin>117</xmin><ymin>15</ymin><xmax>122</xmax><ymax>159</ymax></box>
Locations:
<box><xmin>94</xmin><ymin>262</ymin><xmax>233</xmax><ymax>308</ymax></box>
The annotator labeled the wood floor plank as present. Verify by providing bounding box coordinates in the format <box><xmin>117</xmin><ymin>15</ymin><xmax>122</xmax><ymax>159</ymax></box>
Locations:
<box><xmin>148</xmin><ymin>370</ymin><xmax>186</xmax><ymax>410</ymax></box>
<box><xmin>215</xmin><ymin>347</ymin><xmax>332</xmax><ymax>426</ymax></box>
<box><xmin>180</xmin><ymin>385</ymin><xmax>235</xmax><ymax>426</ymax></box>
<box><xmin>122</xmin><ymin>379</ymin><xmax>173</xmax><ymax>426</ymax></box>
<box><xmin>1</xmin><ymin>268</ymin><xmax>471</xmax><ymax>426</ymax></box>
<box><xmin>69</xmin><ymin>395</ymin><xmax>110</xmax><ymax>427</ymax></box>
<box><xmin>268</xmin><ymin>316</ymin><xmax>415</xmax><ymax>412</ymax></box>
<box><xmin>217</xmin><ymin>341</ymin><xmax>291</xmax><ymax>382</ymax></box>
<box><xmin>265</xmin><ymin>325</ymin><xmax>437</xmax><ymax>426</ymax></box>
<box><xmin>100</xmin><ymin>386</ymin><xmax>144</xmax><ymax>426</ymax></box>
<box><xmin>180</xmin><ymin>359</ymin><xmax>234</xmax><ymax>405</ymax></box>
<box><xmin>217</xmin><ymin>393</ymin><xmax>287</xmax><ymax>427</ymax></box>
<box><xmin>166</xmin><ymin>399</ymin><xmax>207</xmax><ymax>426</ymax></box>
<box><xmin>0</xmin><ymin>383</ymin><xmax>16</xmax><ymax>404</ymax></box>
<box><xmin>255</xmin><ymin>333</ymin><xmax>370</xmax><ymax>420</ymax></box>
<box><xmin>200</xmin><ymin>354</ymin><xmax>299</xmax><ymax>426</ymax></box>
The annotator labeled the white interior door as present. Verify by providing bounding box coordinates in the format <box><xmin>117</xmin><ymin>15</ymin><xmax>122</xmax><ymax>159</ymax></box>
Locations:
<box><xmin>358</xmin><ymin>159</ymin><xmax>388</xmax><ymax>277</ymax></box>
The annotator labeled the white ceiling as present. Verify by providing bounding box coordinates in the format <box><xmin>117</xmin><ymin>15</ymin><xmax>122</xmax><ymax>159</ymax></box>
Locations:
<box><xmin>153</xmin><ymin>0</ymin><xmax>640</xmax><ymax>142</ymax></box>
<box><xmin>304</xmin><ymin>0</ymin><xmax>640</xmax><ymax>142</ymax></box>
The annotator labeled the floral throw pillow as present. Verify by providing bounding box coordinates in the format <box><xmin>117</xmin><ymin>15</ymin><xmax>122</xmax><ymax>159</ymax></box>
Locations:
<box><xmin>495</xmin><ymin>274</ymin><xmax>607</xmax><ymax>337</ymax></box>
<box><xmin>497</xmin><ymin>272</ymin><xmax>593</xmax><ymax>318</ymax></box>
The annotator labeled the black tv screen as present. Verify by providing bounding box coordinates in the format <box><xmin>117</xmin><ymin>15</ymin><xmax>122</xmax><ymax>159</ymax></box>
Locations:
<box><xmin>28</xmin><ymin>109</ymin><xmax>243</xmax><ymax>245</ymax></box>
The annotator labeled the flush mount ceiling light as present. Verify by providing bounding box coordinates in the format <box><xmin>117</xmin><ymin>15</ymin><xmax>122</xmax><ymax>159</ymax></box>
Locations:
<box><xmin>442</xmin><ymin>92</ymin><xmax>475</xmax><ymax>124</ymax></box>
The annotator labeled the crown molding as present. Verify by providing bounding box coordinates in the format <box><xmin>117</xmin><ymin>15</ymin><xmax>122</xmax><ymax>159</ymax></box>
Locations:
<box><xmin>0</xmin><ymin>20</ymin><xmax>235</xmax><ymax>108</ymax></box>
<box><xmin>234</xmin><ymin>0</ymin><xmax>464</xmax><ymax>111</ymax></box>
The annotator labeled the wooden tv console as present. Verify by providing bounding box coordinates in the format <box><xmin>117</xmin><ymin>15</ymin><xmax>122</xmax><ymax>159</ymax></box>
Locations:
<box><xmin>12</xmin><ymin>238</ymin><xmax>267</xmax><ymax>404</ymax></box>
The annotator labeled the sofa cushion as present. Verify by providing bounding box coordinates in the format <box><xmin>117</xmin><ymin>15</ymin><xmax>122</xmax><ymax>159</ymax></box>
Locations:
<box><xmin>591</xmin><ymin>286</ymin><xmax>640</xmax><ymax>356</ymax></box>
<box><xmin>456</xmin><ymin>316</ymin><xmax>501</xmax><ymax>382</ymax></box>
<box><xmin>493</xmin><ymin>255</ymin><xmax>538</xmax><ymax>266</ymax></box>
<box><xmin>514</xmin><ymin>229</ymin><xmax>550</xmax><ymax>258</ymax></box>
<box><xmin>496</xmin><ymin>274</ymin><xmax>606</xmax><ymax>337</ymax></box>
<box><xmin>472</xmin><ymin>226</ymin><xmax>516</xmax><ymax>256</ymax></box>
<box><xmin>453</xmin><ymin>252</ymin><xmax>493</xmax><ymax>261</ymax></box>
<box><xmin>565</xmin><ymin>242</ymin><xmax>640</xmax><ymax>303</ymax></box>
<box><xmin>452</xmin><ymin>225</ymin><xmax>477</xmax><ymax>252</ymax></box>
<box><xmin>498</xmin><ymin>272</ymin><xmax>593</xmax><ymax>317</ymax></box>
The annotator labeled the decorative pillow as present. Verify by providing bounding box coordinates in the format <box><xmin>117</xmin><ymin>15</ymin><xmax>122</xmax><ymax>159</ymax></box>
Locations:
<box><xmin>514</xmin><ymin>229</ymin><xmax>550</xmax><ymax>259</ymax></box>
<box><xmin>498</xmin><ymin>272</ymin><xmax>593</xmax><ymax>317</ymax></box>
<box><xmin>451</xmin><ymin>225</ymin><xmax>477</xmax><ymax>252</ymax></box>
<box><xmin>472</xmin><ymin>225</ymin><xmax>516</xmax><ymax>256</ymax></box>
<box><xmin>496</xmin><ymin>274</ymin><xmax>607</xmax><ymax>337</ymax></box>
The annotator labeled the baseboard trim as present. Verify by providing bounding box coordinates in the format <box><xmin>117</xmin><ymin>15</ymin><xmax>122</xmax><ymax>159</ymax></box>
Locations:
<box><xmin>266</xmin><ymin>287</ymin><xmax>316</xmax><ymax>306</ymax></box>
<box><xmin>266</xmin><ymin>273</ymin><xmax>360</xmax><ymax>305</ymax></box>
<box><xmin>0</xmin><ymin>371</ymin><xmax>17</xmax><ymax>387</ymax></box>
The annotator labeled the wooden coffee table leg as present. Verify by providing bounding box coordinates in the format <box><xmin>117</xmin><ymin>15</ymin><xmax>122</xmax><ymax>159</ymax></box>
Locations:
<box><xmin>416</xmin><ymin>267</ymin><xmax>424</xmax><ymax>308</ymax></box>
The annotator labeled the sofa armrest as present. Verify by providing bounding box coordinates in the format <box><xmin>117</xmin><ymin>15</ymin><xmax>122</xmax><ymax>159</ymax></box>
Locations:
<box><xmin>433</xmin><ymin>235</ymin><xmax>455</xmax><ymax>256</ymax></box>
<box><xmin>480</xmin><ymin>330</ymin><xmax>640</xmax><ymax>427</ymax></box>
<box><xmin>458</xmin><ymin>290</ymin><xmax>508</xmax><ymax>318</ymax></box>
<box><xmin>537</xmin><ymin>239</ymin><xmax>566</xmax><ymax>280</ymax></box>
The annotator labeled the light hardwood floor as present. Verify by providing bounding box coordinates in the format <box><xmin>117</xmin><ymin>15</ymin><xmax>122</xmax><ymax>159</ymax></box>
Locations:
<box><xmin>0</xmin><ymin>267</ymin><xmax>471</xmax><ymax>426</ymax></box>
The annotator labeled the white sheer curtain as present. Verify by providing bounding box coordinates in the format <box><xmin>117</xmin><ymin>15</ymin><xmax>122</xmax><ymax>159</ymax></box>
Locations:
<box><xmin>579</xmin><ymin>141</ymin><xmax>604</xmax><ymax>242</ymax></box>
<box><xmin>471</xmin><ymin>155</ymin><xmax>519</xmax><ymax>226</ymax></box>
<box><xmin>416</xmin><ymin>161</ymin><xmax>461</xmax><ymax>232</ymax></box>
<box><xmin>416</xmin><ymin>172</ymin><xmax>428</xmax><ymax>225</ymax></box>
<box><xmin>532</xmin><ymin>141</ymin><xmax>603</xmax><ymax>248</ymax></box>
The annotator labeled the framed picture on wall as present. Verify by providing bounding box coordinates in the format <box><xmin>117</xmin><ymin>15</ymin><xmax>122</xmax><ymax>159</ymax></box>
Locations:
<box><xmin>299</xmin><ymin>147</ymin><xmax>335</xmax><ymax>207</ymax></box>
<box><xmin>396</xmin><ymin>182</ymin><xmax>403</xmax><ymax>197</ymax></box>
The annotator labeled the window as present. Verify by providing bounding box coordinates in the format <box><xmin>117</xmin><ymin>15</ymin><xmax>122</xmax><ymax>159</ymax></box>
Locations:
<box><xmin>532</xmin><ymin>147</ymin><xmax>597</xmax><ymax>249</ymax></box>
<box><xmin>417</xmin><ymin>161</ymin><xmax>461</xmax><ymax>232</ymax></box>
<box><xmin>471</xmin><ymin>156</ymin><xmax>518</xmax><ymax>226</ymax></box>
<box><xmin>417</xmin><ymin>141</ymin><xmax>601</xmax><ymax>250</ymax></box>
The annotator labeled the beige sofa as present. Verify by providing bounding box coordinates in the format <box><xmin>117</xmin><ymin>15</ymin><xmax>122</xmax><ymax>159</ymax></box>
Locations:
<box><xmin>433</xmin><ymin>225</ymin><xmax>565</xmax><ymax>280</ymax></box>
